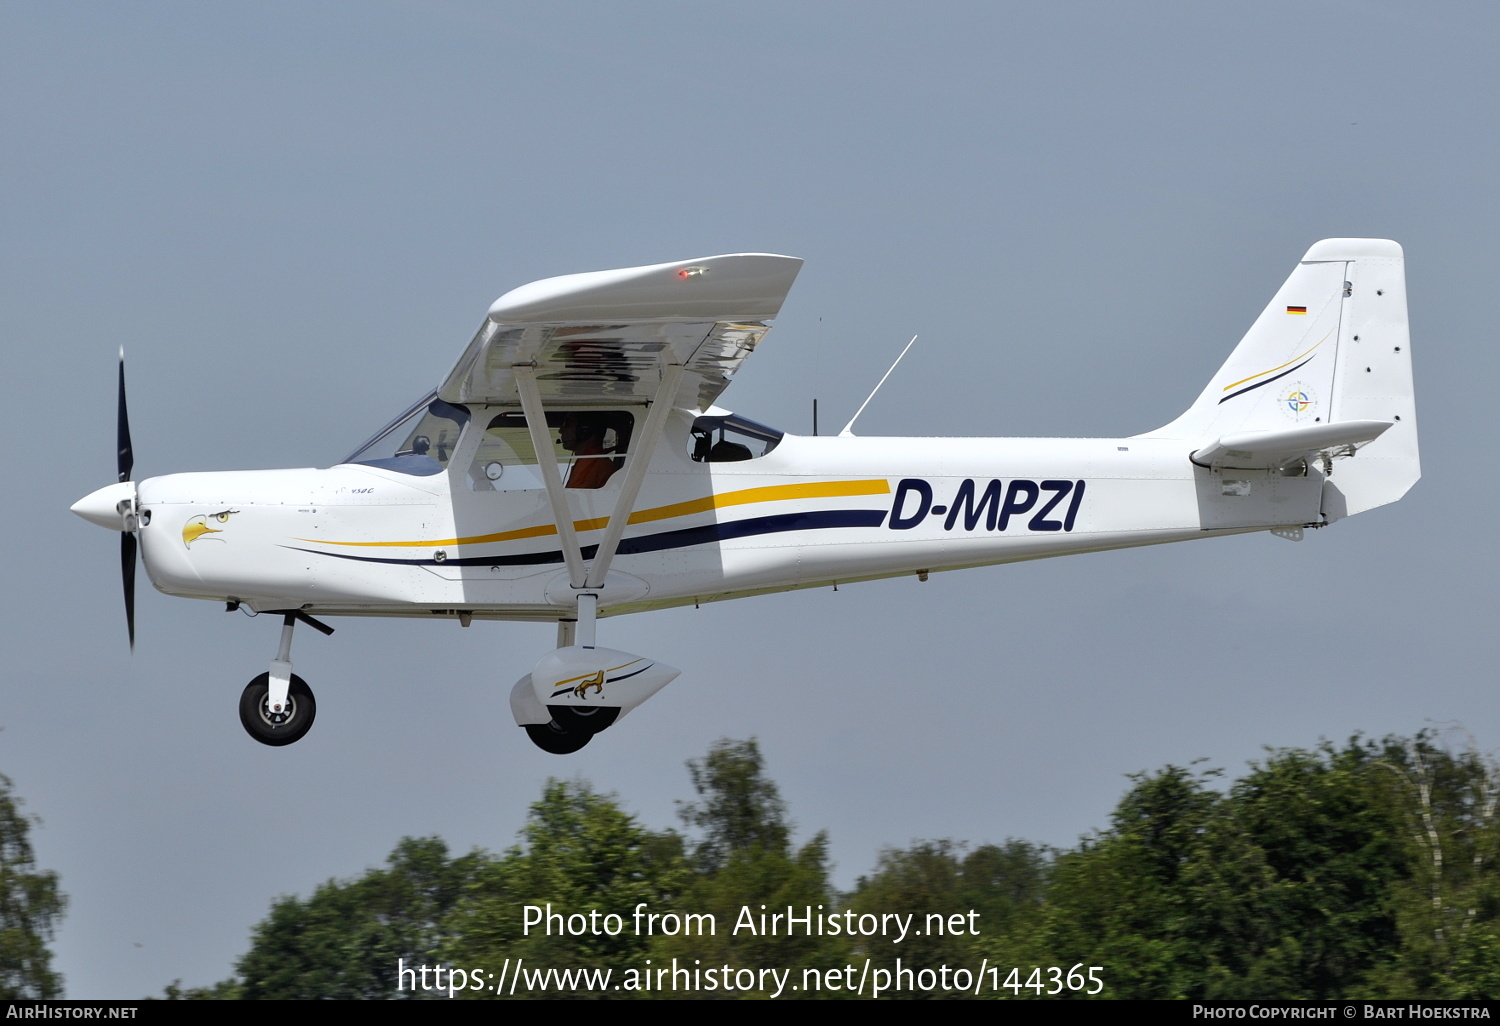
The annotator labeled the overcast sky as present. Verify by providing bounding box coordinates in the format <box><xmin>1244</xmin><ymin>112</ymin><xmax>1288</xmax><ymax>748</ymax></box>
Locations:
<box><xmin>4</xmin><ymin>0</ymin><xmax>1496</xmax><ymax>997</ymax></box>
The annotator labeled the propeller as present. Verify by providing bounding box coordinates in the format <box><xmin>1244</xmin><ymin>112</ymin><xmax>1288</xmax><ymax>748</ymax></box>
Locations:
<box><xmin>71</xmin><ymin>349</ymin><xmax>143</xmax><ymax>649</ymax></box>
<box><xmin>117</xmin><ymin>349</ymin><xmax>137</xmax><ymax>650</ymax></box>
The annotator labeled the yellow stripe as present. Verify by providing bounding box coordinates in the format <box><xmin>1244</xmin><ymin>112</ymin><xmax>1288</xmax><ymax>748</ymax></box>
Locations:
<box><xmin>552</xmin><ymin>659</ymin><xmax>644</xmax><ymax>689</ymax></box>
<box><xmin>625</xmin><ymin>479</ymin><xmax>890</xmax><ymax>526</ymax></box>
<box><xmin>296</xmin><ymin>478</ymin><xmax>892</xmax><ymax>548</ymax></box>
<box><xmin>1220</xmin><ymin>332</ymin><xmax>1330</xmax><ymax>392</ymax></box>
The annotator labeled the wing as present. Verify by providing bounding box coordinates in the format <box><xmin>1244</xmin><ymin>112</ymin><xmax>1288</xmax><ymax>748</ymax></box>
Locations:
<box><xmin>438</xmin><ymin>253</ymin><xmax>804</xmax><ymax>413</ymax></box>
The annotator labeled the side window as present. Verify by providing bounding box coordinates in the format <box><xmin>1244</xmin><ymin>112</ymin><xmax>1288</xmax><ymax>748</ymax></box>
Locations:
<box><xmin>345</xmin><ymin>395</ymin><xmax>470</xmax><ymax>477</ymax></box>
<box><xmin>689</xmin><ymin>414</ymin><xmax>784</xmax><ymax>463</ymax></box>
<box><xmin>470</xmin><ymin>411</ymin><xmax>634</xmax><ymax>491</ymax></box>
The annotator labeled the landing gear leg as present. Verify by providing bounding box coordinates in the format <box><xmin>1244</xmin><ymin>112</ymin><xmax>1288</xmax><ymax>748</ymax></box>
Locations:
<box><xmin>574</xmin><ymin>592</ymin><xmax>597</xmax><ymax>648</ymax></box>
<box><xmin>265</xmin><ymin>614</ymin><xmax>298</xmax><ymax>720</ymax></box>
<box><xmin>543</xmin><ymin>592</ymin><xmax>618</xmax><ymax>738</ymax></box>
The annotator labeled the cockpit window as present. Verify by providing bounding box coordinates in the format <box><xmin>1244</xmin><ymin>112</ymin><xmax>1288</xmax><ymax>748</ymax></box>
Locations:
<box><xmin>689</xmin><ymin>414</ymin><xmax>784</xmax><ymax>463</ymax></box>
<box><xmin>471</xmin><ymin>411</ymin><xmax>634</xmax><ymax>491</ymax></box>
<box><xmin>344</xmin><ymin>393</ymin><xmax>470</xmax><ymax>477</ymax></box>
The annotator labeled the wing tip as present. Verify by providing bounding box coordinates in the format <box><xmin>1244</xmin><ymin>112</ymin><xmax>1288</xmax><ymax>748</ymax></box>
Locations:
<box><xmin>487</xmin><ymin>253</ymin><xmax>804</xmax><ymax>323</ymax></box>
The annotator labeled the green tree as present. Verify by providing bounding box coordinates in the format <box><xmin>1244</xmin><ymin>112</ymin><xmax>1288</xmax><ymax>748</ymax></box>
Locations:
<box><xmin>652</xmin><ymin>738</ymin><xmax>851</xmax><ymax>997</ymax></box>
<box><xmin>442</xmin><ymin>779</ymin><xmax>688</xmax><ymax>998</ymax></box>
<box><xmin>1363</xmin><ymin>732</ymin><xmax>1500</xmax><ymax>997</ymax></box>
<box><xmin>0</xmin><ymin>773</ymin><xmax>65</xmax><ymax>999</ymax></box>
<box><xmin>1034</xmin><ymin>740</ymin><xmax>1417</xmax><ymax>999</ymax></box>
<box><xmin>1037</xmin><ymin>763</ymin><xmax>1222</xmax><ymax>998</ymax></box>
<box><xmin>1207</xmin><ymin>739</ymin><xmax>1407</xmax><ymax>997</ymax></box>
<box><xmin>159</xmin><ymin>978</ymin><xmax>242</xmax><ymax>1000</ymax></box>
<box><xmin>677</xmin><ymin>738</ymin><xmax>789</xmax><ymax>872</ymax></box>
<box><xmin>237</xmin><ymin>836</ymin><xmax>489</xmax><ymax>999</ymax></box>
<box><xmin>852</xmin><ymin>839</ymin><xmax>1048</xmax><ymax>996</ymax></box>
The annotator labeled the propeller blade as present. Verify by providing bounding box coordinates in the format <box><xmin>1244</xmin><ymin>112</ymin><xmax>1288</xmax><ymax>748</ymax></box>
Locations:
<box><xmin>117</xmin><ymin>348</ymin><xmax>137</xmax><ymax>649</ymax></box>
<box><xmin>117</xmin><ymin>348</ymin><xmax>133</xmax><ymax>484</ymax></box>
<box><xmin>121</xmin><ymin>530</ymin><xmax>137</xmax><ymax>651</ymax></box>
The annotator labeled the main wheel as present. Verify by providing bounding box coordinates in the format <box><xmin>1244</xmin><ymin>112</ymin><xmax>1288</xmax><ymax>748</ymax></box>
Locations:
<box><xmin>239</xmin><ymin>672</ymin><xmax>316</xmax><ymax>747</ymax></box>
<box><xmin>548</xmin><ymin>705</ymin><xmax>619</xmax><ymax>736</ymax></box>
<box><xmin>524</xmin><ymin>720</ymin><xmax>593</xmax><ymax>755</ymax></box>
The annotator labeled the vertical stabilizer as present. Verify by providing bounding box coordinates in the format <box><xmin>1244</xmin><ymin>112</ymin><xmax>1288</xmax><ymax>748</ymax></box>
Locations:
<box><xmin>1147</xmin><ymin>239</ymin><xmax>1417</xmax><ymax>518</ymax></box>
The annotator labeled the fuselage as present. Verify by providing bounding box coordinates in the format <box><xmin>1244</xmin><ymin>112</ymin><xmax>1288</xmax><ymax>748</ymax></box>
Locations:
<box><xmin>135</xmin><ymin>407</ymin><xmax>1322</xmax><ymax>622</ymax></box>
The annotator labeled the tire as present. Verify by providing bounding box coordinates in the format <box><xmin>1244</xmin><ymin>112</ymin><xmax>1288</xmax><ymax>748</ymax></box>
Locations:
<box><xmin>239</xmin><ymin>672</ymin><xmax>316</xmax><ymax>747</ymax></box>
<box><xmin>548</xmin><ymin>705</ymin><xmax>619</xmax><ymax>736</ymax></box>
<box><xmin>524</xmin><ymin>720</ymin><xmax>593</xmax><ymax>755</ymax></box>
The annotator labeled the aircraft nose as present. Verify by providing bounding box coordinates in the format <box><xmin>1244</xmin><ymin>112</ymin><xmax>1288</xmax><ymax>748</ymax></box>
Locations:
<box><xmin>71</xmin><ymin>481</ymin><xmax>137</xmax><ymax>531</ymax></box>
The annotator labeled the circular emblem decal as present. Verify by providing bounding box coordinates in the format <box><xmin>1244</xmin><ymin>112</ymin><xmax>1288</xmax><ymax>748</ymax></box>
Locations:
<box><xmin>1279</xmin><ymin>381</ymin><xmax>1319</xmax><ymax>422</ymax></box>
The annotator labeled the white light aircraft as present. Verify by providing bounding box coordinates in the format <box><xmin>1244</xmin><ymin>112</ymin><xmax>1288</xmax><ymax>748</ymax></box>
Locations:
<box><xmin>72</xmin><ymin>240</ymin><xmax>1418</xmax><ymax>753</ymax></box>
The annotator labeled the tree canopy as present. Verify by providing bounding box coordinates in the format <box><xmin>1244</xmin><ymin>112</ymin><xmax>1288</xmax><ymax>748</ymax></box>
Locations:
<box><xmin>0</xmin><ymin>773</ymin><xmax>65</xmax><ymax>999</ymax></box>
<box><xmin>440</xmin><ymin>779</ymin><xmax>688</xmax><ymax>998</ymax></box>
<box><xmin>677</xmin><ymin>738</ymin><xmax>790</xmax><ymax>872</ymax></box>
<box><xmin>236</xmin><ymin>836</ymin><xmax>487</xmax><ymax>999</ymax></box>
<box><xmin>193</xmin><ymin>730</ymin><xmax>1500</xmax><ymax>1000</ymax></box>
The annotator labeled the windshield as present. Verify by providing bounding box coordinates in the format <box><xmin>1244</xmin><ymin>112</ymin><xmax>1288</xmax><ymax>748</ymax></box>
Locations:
<box><xmin>343</xmin><ymin>392</ymin><xmax>470</xmax><ymax>477</ymax></box>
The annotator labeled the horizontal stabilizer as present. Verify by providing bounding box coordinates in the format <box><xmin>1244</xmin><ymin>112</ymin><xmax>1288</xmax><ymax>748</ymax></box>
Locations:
<box><xmin>1190</xmin><ymin>420</ymin><xmax>1392</xmax><ymax>470</ymax></box>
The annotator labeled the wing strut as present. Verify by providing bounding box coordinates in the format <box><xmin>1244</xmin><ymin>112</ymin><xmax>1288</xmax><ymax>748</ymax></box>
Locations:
<box><xmin>514</xmin><ymin>360</ymin><xmax>687</xmax><ymax>642</ymax></box>
<box><xmin>513</xmin><ymin>364</ymin><xmax>587</xmax><ymax>589</ymax></box>
<box><xmin>585</xmin><ymin>361</ymin><xmax>685</xmax><ymax>589</ymax></box>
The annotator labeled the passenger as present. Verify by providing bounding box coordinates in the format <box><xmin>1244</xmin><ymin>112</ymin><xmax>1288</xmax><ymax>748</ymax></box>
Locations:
<box><xmin>559</xmin><ymin>413</ymin><xmax>618</xmax><ymax>489</ymax></box>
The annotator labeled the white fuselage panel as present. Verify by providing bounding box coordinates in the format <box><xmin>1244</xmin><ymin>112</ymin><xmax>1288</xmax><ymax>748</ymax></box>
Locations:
<box><xmin>135</xmin><ymin>415</ymin><xmax>1323</xmax><ymax>620</ymax></box>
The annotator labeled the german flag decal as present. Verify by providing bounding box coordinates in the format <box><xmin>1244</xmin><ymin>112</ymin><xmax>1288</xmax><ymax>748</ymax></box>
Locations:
<box><xmin>1286</xmin><ymin>305</ymin><xmax>1307</xmax><ymax>315</ymax></box>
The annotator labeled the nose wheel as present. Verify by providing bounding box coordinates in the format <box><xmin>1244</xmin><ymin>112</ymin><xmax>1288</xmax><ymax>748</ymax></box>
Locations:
<box><xmin>239</xmin><ymin>672</ymin><xmax>316</xmax><ymax>746</ymax></box>
<box><xmin>237</xmin><ymin>609</ymin><xmax>332</xmax><ymax>747</ymax></box>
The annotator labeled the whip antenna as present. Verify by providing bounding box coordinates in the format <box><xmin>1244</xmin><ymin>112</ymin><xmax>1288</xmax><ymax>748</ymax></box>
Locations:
<box><xmin>840</xmin><ymin>334</ymin><xmax>918</xmax><ymax>437</ymax></box>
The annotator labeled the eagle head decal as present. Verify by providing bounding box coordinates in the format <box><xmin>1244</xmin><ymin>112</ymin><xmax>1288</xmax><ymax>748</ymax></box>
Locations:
<box><xmin>182</xmin><ymin>509</ymin><xmax>238</xmax><ymax>548</ymax></box>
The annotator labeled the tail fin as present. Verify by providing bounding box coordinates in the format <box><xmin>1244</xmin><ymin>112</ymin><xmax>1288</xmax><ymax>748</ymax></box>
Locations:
<box><xmin>1148</xmin><ymin>239</ymin><xmax>1418</xmax><ymax>518</ymax></box>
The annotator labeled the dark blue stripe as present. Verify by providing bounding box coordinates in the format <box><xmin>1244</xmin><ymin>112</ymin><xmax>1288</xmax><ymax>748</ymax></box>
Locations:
<box><xmin>616</xmin><ymin>509</ymin><xmax>887</xmax><ymax>554</ymax></box>
<box><xmin>1217</xmin><ymin>357</ymin><xmax>1313</xmax><ymax>405</ymax></box>
<box><xmin>284</xmin><ymin>508</ymin><xmax>890</xmax><ymax>568</ymax></box>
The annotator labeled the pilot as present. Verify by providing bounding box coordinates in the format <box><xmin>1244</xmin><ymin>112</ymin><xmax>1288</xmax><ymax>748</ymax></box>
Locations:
<box><xmin>559</xmin><ymin>413</ymin><xmax>618</xmax><ymax>489</ymax></box>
